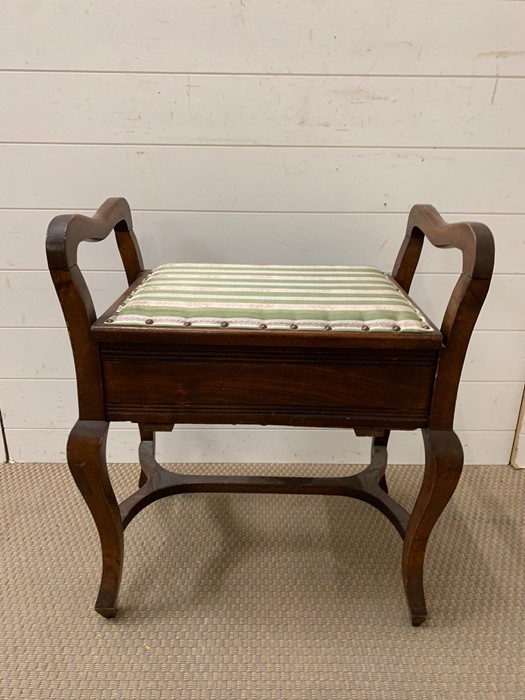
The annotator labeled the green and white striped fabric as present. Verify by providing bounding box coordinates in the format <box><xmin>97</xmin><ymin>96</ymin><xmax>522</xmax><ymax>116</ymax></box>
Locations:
<box><xmin>106</xmin><ymin>263</ymin><xmax>433</xmax><ymax>333</ymax></box>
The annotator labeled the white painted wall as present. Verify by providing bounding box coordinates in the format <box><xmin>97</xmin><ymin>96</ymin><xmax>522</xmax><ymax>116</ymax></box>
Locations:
<box><xmin>1</xmin><ymin>0</ymin><xmax>524</xmax><ymax>465</ymax></box>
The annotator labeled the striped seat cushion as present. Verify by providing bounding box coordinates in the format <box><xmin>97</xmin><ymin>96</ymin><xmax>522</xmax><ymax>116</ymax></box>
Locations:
<box><xmin>106</xmin><ymin>263</ymin><xmax>433</xmax><ymax>333</ymax></box>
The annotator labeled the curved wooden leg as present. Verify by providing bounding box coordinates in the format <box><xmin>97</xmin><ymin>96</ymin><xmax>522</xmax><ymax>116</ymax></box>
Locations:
<box><xmin>138</xmin><ymin>425</ymin><xmax>155</xmax><ymax>487</ymax></box>
<box><xmin>402</xmin><ymin>429</ymin><xmax>463</xmax><ymax>626</ymax></box>
<box><xmin>67</xmin><ymin>420</ymin><xmax>123</xmax><ymax>618</ymax></box>
<box><xmin>372</xmin><ymin>431</ymin><xmax>390</xmax><ymax>493</ymax></box>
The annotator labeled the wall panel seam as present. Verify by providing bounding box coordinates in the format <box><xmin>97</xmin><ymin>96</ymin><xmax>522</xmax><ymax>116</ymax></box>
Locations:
<box><xmin>1</xmin><ymin>70</ymin><xmax>524</xmax><ymax>79</ymax></box>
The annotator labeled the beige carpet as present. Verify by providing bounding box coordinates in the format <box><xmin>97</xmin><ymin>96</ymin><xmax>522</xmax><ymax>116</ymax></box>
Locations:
<box><xmin>1</xmin><ymin>461</ymin><xmax>524</xmax><ymax>699</ymax></box>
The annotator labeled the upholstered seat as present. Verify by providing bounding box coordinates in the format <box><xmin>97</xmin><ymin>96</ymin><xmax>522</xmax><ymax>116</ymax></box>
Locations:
<box><xmin>107</xmin><ymin>263</ymin><xmax>433</xmax><ymax>333</ymax></box>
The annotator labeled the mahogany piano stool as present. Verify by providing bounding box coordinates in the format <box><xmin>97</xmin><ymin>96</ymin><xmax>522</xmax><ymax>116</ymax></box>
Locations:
<box><xmin>46</xmin><ymin>198</ymin><xmax>494</xmax><ymax>625</ymax></box>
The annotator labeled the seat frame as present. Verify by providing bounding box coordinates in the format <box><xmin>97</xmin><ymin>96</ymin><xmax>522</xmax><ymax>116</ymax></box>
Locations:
<box><xmin>46</xmin><ymin>199</ymin><xmax>494</xmax><ymax>625</ymax></box>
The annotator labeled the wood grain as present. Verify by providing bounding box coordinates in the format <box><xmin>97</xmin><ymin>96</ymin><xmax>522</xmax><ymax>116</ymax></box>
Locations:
<box><xmin>2</xmin><ymin>146</ymin><xmax>525</xmax><ymax>212</ymax></box>
<box><xmin>2</xmin><ymin>73</ymin><xmax>524</xmax><ymax>147</ymax></box>
<box><xmin>1</xmin><ymin>1</ymin><xmax>523</xmax><ymax>76</ymax></box>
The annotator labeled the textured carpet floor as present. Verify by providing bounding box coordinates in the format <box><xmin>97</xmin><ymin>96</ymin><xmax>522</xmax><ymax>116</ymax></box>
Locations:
<box><xmin>1</xmin><ymin>461</ymin><xmax>524</xmax><ymax>699</ymax></box>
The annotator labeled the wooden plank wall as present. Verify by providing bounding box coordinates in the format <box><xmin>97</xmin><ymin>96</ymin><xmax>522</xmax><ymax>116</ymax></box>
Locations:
<box><xmin>1</xmin><ymin>0</ymin><xmax>524</xmax><ymax>464</ymax></box>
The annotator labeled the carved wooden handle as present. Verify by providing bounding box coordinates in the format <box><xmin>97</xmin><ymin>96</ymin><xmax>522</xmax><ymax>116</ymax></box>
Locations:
<box><xmin>46</xmin><ymin>197</ymin><xmax>144</xmax><ymax>285</ymax></box>
<box><xmin>393</xmin><ymin>204</ymin><xmax>494</xmax><ymax>292</ymax></box>
<box><xmin>393</xmin><ymin>205</ymin><xmax>495</xmax><ymax>429</ymax></box>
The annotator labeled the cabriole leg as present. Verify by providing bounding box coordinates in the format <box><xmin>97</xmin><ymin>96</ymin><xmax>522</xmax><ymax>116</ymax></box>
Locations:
<box><xmin>402</xmin><ymin>429</ymin><xmax>463</xmax><ymax>626</ymax></box>
<box><xmin>67</xmin><ymin>420</ymin><xmax>123</xmax><ymax>618</ymax></box>
<box><xmin>372</xmin><ymin>431</ymin><xmax>390</xmax><ymax>493</ymax></box>
<box><xmin>138</xmin><ymin>425</ymin><xmax>155</xmax><ymax>487</ymax></box>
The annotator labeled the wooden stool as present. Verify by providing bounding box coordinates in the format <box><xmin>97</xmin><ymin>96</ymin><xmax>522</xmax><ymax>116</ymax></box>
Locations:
<box><xmin>46</xmin><ymin>198</ymin><xmax>494</xmax><ymax>625</ymax></box>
